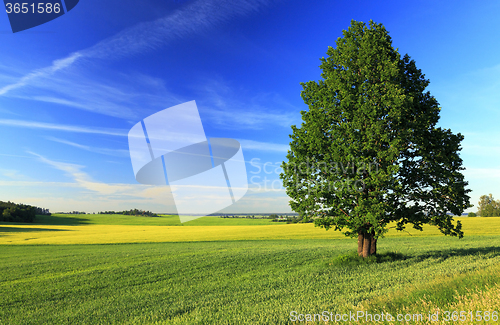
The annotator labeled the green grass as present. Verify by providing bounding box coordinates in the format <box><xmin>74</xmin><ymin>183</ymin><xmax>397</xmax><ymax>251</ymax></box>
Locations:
<box><xmin>30</xmin><ymin>214</ymin><xmax>278</xmax><ymax>226</ymax></box>
<box><xmin>365</xmin><ymin>264</ymin><xmax>500</xmax><ymax>312</ymax></box>
<box><xmin>330</xmin><ymin>251</ymin><xmax>407</xmax><ymax>267</ymax></box>
<box><xmin>2</xmin><ymin>215</ymin><xmax>500</xmax><ymax>323</ymax></box>
<box><xmin>33</xmin><ymin>213</ymin><xmax>182</xmax><ymax>226</ymax></box>
<box><xmin>183</xmin><ymin>216</ymin><xmax>276</xmax><ymax>226</ymax></box>
<box><xmin>1</xmin><ymin>236</ymin><xmax>500</xmax><ymax>324</ymax></box>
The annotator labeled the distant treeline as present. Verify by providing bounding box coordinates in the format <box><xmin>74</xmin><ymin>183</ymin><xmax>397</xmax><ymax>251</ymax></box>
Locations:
<box><xmin>0</xmin><ymin>201</ymin><xmax>51</xmax><ymax>223</ymax></box>
<box><xmin>57</xmin><ymin>211</ymin><xmax>87</xmax><ymax>215</ymax></box>
<box><xmin>476</xmin><ymin>194</ymin><xmax>500</xmax><ymax>217</ymax></box>
<box><xmin>219</xmin><ymin>214</ymin><xmax>311</xmax><ymax>224</ymax></box>
<box><xmin>99</xmin><ymin>209</ymin><xmax>159</xmax><ymax>217</ymax></box>
<box><xmin>214</xmin><ymin>213</ymin><xmax>300</xmax><ymax>217</ymax></box>
<box><xmin>220</xmin><ymin>214</ymin><xmax>285</xmax><ymax>219</ymax></box>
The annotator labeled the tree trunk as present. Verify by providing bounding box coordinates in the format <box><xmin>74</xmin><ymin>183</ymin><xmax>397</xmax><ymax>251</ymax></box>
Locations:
<box><xmin>370</xmin><ymin>234</ymin><xmax>377</xmax><ymax>255</ymax></box>
<box><xmin>362</xmin><ymin>232</ymin><xmax>371</xmax><ymax>258</ymax></box>
<box><xmin>358</xmin><ymin>231</ymin><xmax>377</xmax><ymax>258</ymax></box>
<box><xmin>357</xmin><ymin>233</ymin><xmax>364</xmax><ymax>256</ymax></box>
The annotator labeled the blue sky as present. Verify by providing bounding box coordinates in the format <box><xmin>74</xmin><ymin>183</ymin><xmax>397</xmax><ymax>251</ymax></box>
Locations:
<box><xmin>0</xmin><ymin>0</ymin><xmax>499</xmax><ymax>214</ymax></box>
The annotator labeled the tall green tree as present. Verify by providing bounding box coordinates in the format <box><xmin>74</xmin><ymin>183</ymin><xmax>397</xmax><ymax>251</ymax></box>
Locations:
<box><xmin>280</xmin><ymin>20</ymin><xmax>471</xmax><ymax>257</ymax></box>
<box><xmin>477</xmin><ymin>194</ymin><xmax>500</xmax><ymax>217</ymax></box>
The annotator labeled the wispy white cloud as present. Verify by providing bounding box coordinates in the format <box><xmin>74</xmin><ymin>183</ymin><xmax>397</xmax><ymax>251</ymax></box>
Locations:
<box><xmin>0</xmin><ymin>0</ymin><xmax>275</xmax><ymax>101</ymax></box>
<box><xmin>432</xmin><ymin>63</ymin><xmax>500</xmax><ymax>130</ymax></box>
<box><xmin>45</xmin><ymin>136</ymin><xmax>129</xmax><ymax>157</ymax></box>
<box><xmin>0</xmin><ymin>0</ymin><xmax>289</xmax><ymax>130</ymax></box>
<box><xmin>0</xmin><ymin>118</ymin><xmax>127</xmax><ymax>136</ymax></box>
<box><xmin>463</xmin><ymin>167</ymin><xmax>500</xmax><ymax>180</ymax></box>
<box><xmin>0</xmin><ymin>117</ymin><xmax>290</xmax><ymax>156</ymax></box>
<box><xmin>0</xmin><ymin>53</ymin><xmax>82</xmax><ymax>96</ymax></box>
<box><xmin>0</xmin><ymin>180</ymin><xmax>80</xmax><ymax>188</ymax></box>
<box><xmin>0</xmin><ymin>153</ymin><xmax>36</xmax><ymax>159</ymax></box>
<box><xmin>205</xmin><ymin>106</ymin><xmax>298</xmax><ymax>130</ymax></box>
<box><xmin>0</xmin><ymin>169</ymin><xmax>33</xmax><ymax>181</ymax></box>
<box><xmin>27</xmin><ymin>151</ymin><xmax>168</xmax><ymax>198</ymax></box>
<box><xmin>82</xmin><ymin>0</ymin><xmax>274</xmax><ymax>60</ymax></box>
<box><xmin>197</xmin><ymin>78</ymin><xmax>301</xmax><ymax>130</ymax></box>
<box><xmin>238</xmin><ymin>139</ymin><xmax>289</xmax><ymax>153</ymax></box>
<box><xmin>6</xmin><ymin>67</ymin><xmax>181</xmax><ymax>120</ymax></box>
<box><xmin>219</xmin><ymin>192</ymin><xmax>292</xmax><ymax>213</ymax></box>
<box><xmin>462</xmin><ymin>144</ymin><xmax>500</xmax><ymax>157</ymax></box>
<box><xmin>2</xmin><ymin>148</ymin><xmax>293</xmax><ymax>213</ymax></box>
<box><xmin>0</xmin><ymin>180</ymin><xmax>177</xmax><ymax>213</ymax></box>
<box><xmin>24</xmin><ymin>151</ymin><xmax>279</xmax><ymax>213</ymax></box>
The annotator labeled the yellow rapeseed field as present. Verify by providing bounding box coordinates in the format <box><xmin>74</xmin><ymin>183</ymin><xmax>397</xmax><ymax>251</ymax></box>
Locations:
<box><xmin>1</xmin><ymin>217</ymin><xmax>500</xmax><ymax>245</ymax></box>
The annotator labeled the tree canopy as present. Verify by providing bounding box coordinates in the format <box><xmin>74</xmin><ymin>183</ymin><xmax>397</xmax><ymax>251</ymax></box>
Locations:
<box><xmin>99</xmin><ymin>209</ymin><xmax>159</xmax><ymax>217</ymax></box>
<box><xmin>0</xmin><ymin>200</ymin><xmax>50</xmax><ymax>223</ymax></box>
<box><xmin>477</xmin><ymin>194</ymin><xmax>500</xmax><ymax>217</ymax></box>
<box><xmin>280</xmin><ymin>20</ymin><xmax>472</xmax><ymax>257</ymax></box>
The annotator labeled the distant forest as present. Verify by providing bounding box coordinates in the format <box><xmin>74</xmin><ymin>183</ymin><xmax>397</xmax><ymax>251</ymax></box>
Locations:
<box><xmin>0</xmin><ymin>201</ymin><xmax>51</xmax><ymax>223</ymax></box>
<box><xmin>98</xmin><ymin>209</ymin><xmax>159</xmax><ymax>217</ymax></box>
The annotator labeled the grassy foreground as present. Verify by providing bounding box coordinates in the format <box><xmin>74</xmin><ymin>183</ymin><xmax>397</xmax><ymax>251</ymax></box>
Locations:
<box><xmin>33</xmin><ymin>214</ymin><xmax>278</xmax><ymax>226</ymax></box>
<box><xmin>1</xmin><ymin>215</ymin><xmax>500</xmax><ymax>324</ymax></box>
<box><xmin>1</xmin><ymin>236</ymin><xmax>500</xmax><ymax>324</ymax></box>
<box><xmin>1</xmin><ymin>215</ymin><xmax>500</xmax><ymax>245</ymax></box>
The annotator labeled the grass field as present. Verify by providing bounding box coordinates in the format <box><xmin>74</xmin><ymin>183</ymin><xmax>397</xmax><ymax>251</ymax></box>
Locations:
<box><xmin>1</xmin><ymin>214</ymin><xmax>500</xmax><ymax>245</ymax></box>
<box><xmin>33</xmin><ymin>214</ymin><xmax>278</xmax><ymax>226</ymax></box>
<box><xmin>1</xmin><ymin>215</ymin><xmax>500</xmax><ymax>324</ymax></box>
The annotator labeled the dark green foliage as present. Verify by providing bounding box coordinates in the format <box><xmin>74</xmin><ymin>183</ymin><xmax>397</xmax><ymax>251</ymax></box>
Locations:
<box><xmin>99</xmin><ymin>209</ymin><xmax>159</xmax><ymax>217</ymax></box>
<box><xmin>0</xmin><ymin>201</ymin><xmax>38</xmax><ymax>223</ymax></box>
<box><xmin>57</xmin><ymin>211</ymin><xmax>86</xmax><ymax>214</ymax></box>
<box><xmin>35</xmin><ymin>207</ymin><xmax>51</xmax><ymax>216</ymax></box>
<box><xmin>468</xmin><ymin>212</ymin><xmax>477</xmax><ymax>218</ymax></box>
<box><xmin>280</xmin><ymin>20</ymin><xmax>471</xmax><ymax>253</ymax></box>
<box><xmin>477</xmin><ymin>194</ymin><xmax>500</xmax><ymax>217</ymax></box>
<box><xmin>99</xmin><ymin>210</ymin><xmax>117</xmax><ymax>214</ymax></box>
<box><xmin>121</xmin><ymin>209</ymin><xmax>159</xmax><ymax>217</ymax></box>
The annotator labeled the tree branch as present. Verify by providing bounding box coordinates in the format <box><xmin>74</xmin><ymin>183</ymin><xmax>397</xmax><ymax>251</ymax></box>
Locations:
<box><xmin>339</xmin><ymin>208</ymin><xmax>350</xmax><ymax>218</ymax></box>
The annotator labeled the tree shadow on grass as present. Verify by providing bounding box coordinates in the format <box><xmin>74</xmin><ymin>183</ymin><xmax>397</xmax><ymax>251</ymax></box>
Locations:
<box><xmin>0</xmin><ymin>226</ymin><xmax>70</xmax><ymax>238</ymax></box>
<box><xmin>411</xmin><ymin>246</ymin><xmax>500</xmax><ymax>263</ymax></box>
<box><xmin>331</xmin><ymin>246</ymin><xmax>500</xmax><ymax>268</ymax></box>
<box><xmin>34</xmin><ymin>214</ymin><xmax>91</xmax><ymax>225</ymax></box>
<box><xmin>330</xmin><ymin>251</ymin><xmax>409</xmax><ymax>267</ymax></box>
<box><xmin>0</xmin><ymin>227</ymin><xmax>69</xmax><ymax>232</ymax></box>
